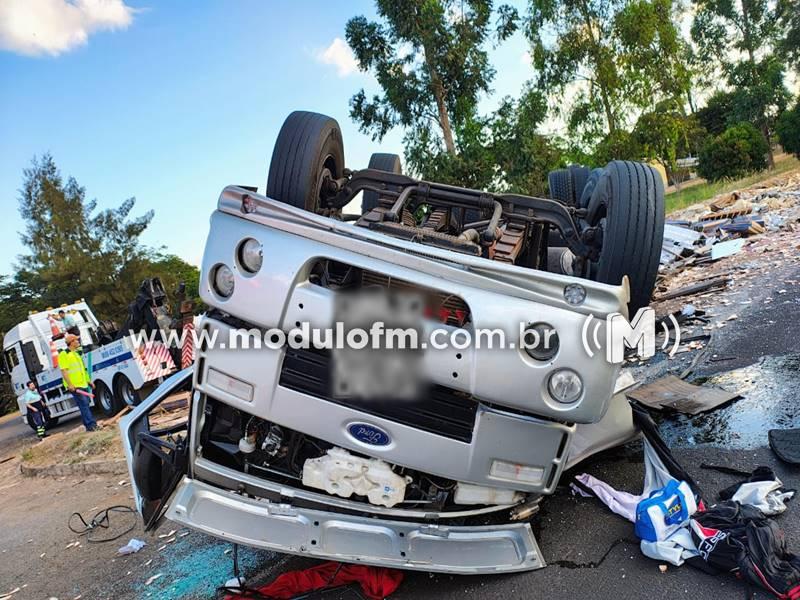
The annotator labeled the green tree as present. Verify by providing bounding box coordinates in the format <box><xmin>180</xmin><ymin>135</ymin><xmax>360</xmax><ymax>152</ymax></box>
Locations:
<box><xmin>696</xmin><ymin>90</ymin><xmax>737</xmax><ymax>136</ymax></box>
<box><xmin>592</xmin><ymin>129</ymin><xmax>642</xmax><ymax>166</ymax></box>
<box><xmin>526</xmin><ymin>0</ymin><xmax>690</xmax><ymax>146</ymax></box>
<box><xmin>490</xmin><ymin>86</ymin><xmax>563</xmax><ymax>194</ymax></box>
<box><xmin>14</xmin><ymin>154</ymin><xmax>154</xmax><ymax>321</ymax></box>
<box><xmin>776</xmin><ymin>101</ymin><xmax>800</xmax><ymax>158</ymax></box>
<box><xmin>777</xmin><ymin>0</ymin><xmax>800</xmax><ymax>68</ymax></box>
<box><xmin>697</xmin><ymin>122</ymin><xmax>769</xmax><ymax>181</ymax></box>
<box><xmin>634</xmin><ymin>101</ymin><xmax>708</xmax><ymax>186</ymax></box>
<box><xmin>346</xmin><ymin>0</ymin><xmax>517</xmax><ymax>159</ymax></box>
<box><xmin>691</xmin><ymin>0</ymin><xmax>790</xmax><ymax>166</ymax></box>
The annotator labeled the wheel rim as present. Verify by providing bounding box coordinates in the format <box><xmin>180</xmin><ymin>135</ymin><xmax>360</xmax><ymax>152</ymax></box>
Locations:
<box><xmin>121</xmin><ymin>380</ymin><xmax>136</xmax><ymax>406</ymax></box>
<box><xmin>99</xmin><ymin>386</ymin><xmax>113</xmax><ymax>412</ymax></box>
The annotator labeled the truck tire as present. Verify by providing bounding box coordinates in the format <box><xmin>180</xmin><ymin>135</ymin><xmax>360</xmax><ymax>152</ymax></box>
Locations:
<box><xmin>362</xmin><ymin>153</ymin><xmax>402</xmax><ymax>213</ymax></box>
<box><xmin>586</xmin><ymin>161</ymin><xmax>665</xmax><ymax>314</ymax></box>
<box><xmin>266</xmin><ymin>111</ymin><xmax>345</xmax><ymax>213</ymax></box>
<box><xmin>95</xmin><ymin>381</ymin><xmax>117</xmax><ymax>417</ymax></box>
<box><xmin>548</xmin><ymin>168</ymin><xmax>572</xmax><ymax>204</ymax></box>
<box><xmin>114</xmin><ymin>375</ymin><xmax>140</xmax><ymax>408</ymax></box>
<box><xmin>570</xmin><ymin>165</ymin><xmax>590</xmax><ymax>203</ymax></box>
<box><xmin>578</xmin><ymin>168</ymin><xmax>604</xmax><ymax>209</ymax></box>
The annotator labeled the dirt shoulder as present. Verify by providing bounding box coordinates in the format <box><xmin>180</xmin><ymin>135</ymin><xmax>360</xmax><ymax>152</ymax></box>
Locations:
<box><xmin>21</xmin><ymin>427</ymin><xmax>123</xmax><ymax>468</ymax></box>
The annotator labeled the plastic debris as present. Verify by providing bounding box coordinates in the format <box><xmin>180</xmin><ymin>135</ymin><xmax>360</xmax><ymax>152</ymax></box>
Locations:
<box><xmin>118</xmin><ymin>538</ymin><xmax>146</xmax><ymax>555</ymax></box>
<box><xmin>144</xmin><ymin>573</ymin><xmax>163</xmax><ymax>586</ymax></box>
<box><xmin>711</xmin><ymin>238</ymin><xmax>746</xmax><ymax>260</ymax></box>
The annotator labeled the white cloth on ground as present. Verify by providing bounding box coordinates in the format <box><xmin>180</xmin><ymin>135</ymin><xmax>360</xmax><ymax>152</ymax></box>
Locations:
<box><xmin>732</xmin><ymin>480</ymin><xmax>795</xmax><ymax>516</ymax></box>
<box><xmin>640</xmin><ymin>526</ymin><xmax>699</xmax><ymax>566</ymax></box>
<box><xmin>574</xmin><ymin>473</ymin><xmax>642</xmax><ymax>522</ymax></box>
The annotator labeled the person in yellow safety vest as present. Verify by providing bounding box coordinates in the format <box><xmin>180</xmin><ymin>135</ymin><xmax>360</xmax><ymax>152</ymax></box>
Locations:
<box><xmin>58</xmin><ymin>334</ymin><xmax>101</xmax><ymax>432</ymax></box>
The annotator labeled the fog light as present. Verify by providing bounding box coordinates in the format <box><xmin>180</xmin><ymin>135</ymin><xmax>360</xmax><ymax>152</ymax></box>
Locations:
<box><xmin>490</xmin><ymin>460</ymin><xmax>545</xmax><ymax>485</ymax></box>
<box><xmin>212</xmin><ymin>264</ymin><xmax>235</xmax><ymax>298</ymax></box>
<box><xmin>521</xmin><ymin>322</ymin><xmax>559</xmax><ymax>361</ymax></box>
<box><xmin>564</xmin><ymin>283</ymin><xmax>587</xmax><ymax>305</ymax></box>
<box><xmin>238</xmin><ymin>238</ymin><xmax>263</xmax><ymax>273</ymax></box>
<box><xmin>548</xmin><ymin>368</ymin><xmax>583</xmax><ymax>404</ymax></box>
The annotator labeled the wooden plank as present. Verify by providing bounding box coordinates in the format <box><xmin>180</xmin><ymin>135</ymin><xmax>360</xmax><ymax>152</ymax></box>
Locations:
<box><xmin>655</xmin><ymin>276</ymin><xmax>729</xmax><ymax>301</ymax></box>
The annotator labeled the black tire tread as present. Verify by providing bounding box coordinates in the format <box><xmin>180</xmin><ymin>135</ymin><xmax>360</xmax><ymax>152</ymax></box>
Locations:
<box><xmin>267</xmin><ymin>111</ymin><xmax>344</xmax><ymax>212</ymax></box>
<box><xmin>362</xmin><ymin>153</ymin><xmax>402</xmax><ymax>213</ymax></box>
<box><xmin>569</xmin><ymin>166</ymin><xmax>590</xmax><ymax>204</ymax></box>
<box><xmin>593</xmin><ymin>161</ymin><xmax>664</xmax><ymax>314</ymax></box>
<box><xmin>548</xmin><ymin>169</ymin><xmax>573</xmax><ymax>204</ymax></box>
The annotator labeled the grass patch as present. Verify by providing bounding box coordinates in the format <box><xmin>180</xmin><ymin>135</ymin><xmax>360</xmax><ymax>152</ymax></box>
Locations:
<box><xmin>21</xmin><ymin>426</ymin><xmax>123</xmax><ymax>467</ymax></box>
<box><xmin>665</xmin><ymin>155</ymin><xmax>800</xmax><ymax>214</ymax></box>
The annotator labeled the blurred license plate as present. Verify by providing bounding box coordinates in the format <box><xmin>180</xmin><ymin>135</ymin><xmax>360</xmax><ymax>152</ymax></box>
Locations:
<box><xmin>332</xmin><ymin>289</ymin><xmax>425</xmax><ymax>401</ymax></box>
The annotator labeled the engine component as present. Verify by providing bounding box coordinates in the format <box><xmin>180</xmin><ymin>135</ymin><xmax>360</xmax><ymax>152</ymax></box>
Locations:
<box><xmin>302</xmin><ymin>447</ymin><xmax>412</xmax><ymax>508</ymax></box>
<box><xmin>453</xmin><ymin>482</ymin><xmax>524</xmax><ymax>506</ymax></box>
<box><xmin>510</xmin><ymin>496</ymin><xmax>543</xmax><ymax>521</ymax></box>
<box><xmin>261</xmin><ymin>425</ymin><xmax>283</xmax><ymax>457</ymax></box>
<box><xmin>239</xmin><ymin>434</ymin><xmax>256</xmax><ymax>454</ymax></box>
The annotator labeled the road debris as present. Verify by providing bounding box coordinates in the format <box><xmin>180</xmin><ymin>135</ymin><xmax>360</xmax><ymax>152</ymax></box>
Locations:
<box><xmin>144</xmin><ymin>573</ymin><xmax>163</xmax><ymax>586</ymax></box>
<box><xmin>660</xmin><ymin>172</ymin><xmax>800</xmax><ymax>270</ymax></box>
<box><xmin>117</xmin><ymin>538</ymin><xmax>146</xmax><ymax>555</ymax></box>
<box><xmin>710</xmin><ymin>239</ymin><xmax>745</xmax><ymax>260</ymax></box>
<box><xmin>768</xmin><ymin>429</ymin><xmax>800</xmax><ymax>464</ymax></box>
<box><xmin>627</xmin><ymin>375</ymin><xmax>740</xmax><ymax>415</ymax></box>
<box><xmin>656</xmin><ymin>276</ymin><xmax>729</xmax><ymax>301</ymax></box>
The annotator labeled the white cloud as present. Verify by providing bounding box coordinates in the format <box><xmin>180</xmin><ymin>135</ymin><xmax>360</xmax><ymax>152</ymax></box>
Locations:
<box><xmin>520</xmin><ymin>51</ymin><xmax>532</xmax><ymax>66</ymax></box>
<box><xmin>0</xmin><ymin>0</ymin><xmax>135</xmax><ymax>57</ymax></box>
<box><xmin>316</xmin><ymin>37</ymin><xmax>359</xmax><ymax>77</ymax></box>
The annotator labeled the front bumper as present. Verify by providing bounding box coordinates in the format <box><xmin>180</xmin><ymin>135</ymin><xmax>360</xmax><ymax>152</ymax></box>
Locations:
<box><xmin>167</xmin><ymin>477</ymin><xmax>545</xmax><ymax>574</ymax></box>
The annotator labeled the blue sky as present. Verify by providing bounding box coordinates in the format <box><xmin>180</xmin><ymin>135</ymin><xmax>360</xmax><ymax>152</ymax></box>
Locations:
<box><xmin>0</xmin><ymin>1</ymin><xmax>532</xmax><ymax>275</ymax></box>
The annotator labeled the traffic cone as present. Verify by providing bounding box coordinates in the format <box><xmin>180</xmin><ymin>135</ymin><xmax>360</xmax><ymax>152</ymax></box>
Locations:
<box><xmin>49</xmin><ymin>340</ymin><xmax>58</xmax><ymax>368</ymax></box>
<box><xmin>48</xmin><ymin>315</ymin><xmax>61</xmax><ymax>337</ymax></box>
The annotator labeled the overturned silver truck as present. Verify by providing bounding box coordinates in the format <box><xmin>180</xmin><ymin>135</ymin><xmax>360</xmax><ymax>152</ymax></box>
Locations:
<box><xmin>121</xmin><ymin>111</ymin><xmax>665</xmax><ymax>573</ymax></box>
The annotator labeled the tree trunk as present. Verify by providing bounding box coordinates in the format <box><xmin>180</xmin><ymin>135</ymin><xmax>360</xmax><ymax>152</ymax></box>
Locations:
<box><xmin>600</xmin><ymin>88</ymin><xmax>617</xmax><ymax>134</ymax></box>
<box><xmin>422</xmin><ymin>42</ymin><xmax>456</xmax><ymax>155</ymax></box>
<box><xmin>762</xmin><ymin>124</ymin><xmax>775</xmax><ymax>168</ymax></box>
<box><xmin>434</xmin><ymin>87</ymin><xmax>456</xmax><ymax>154</ymax></box>
<box><xmin>578</xmin><ymin>0</ymin><xmax>616</xmax><ymax>134</ymax></box>
<box><xmin>740</xmin><ymin>0</ymin><xmax>773</xmax><ymax>167</ymax></box>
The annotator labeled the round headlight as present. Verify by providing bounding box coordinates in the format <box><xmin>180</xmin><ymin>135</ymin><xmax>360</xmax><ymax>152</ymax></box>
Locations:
<box><xmin>212</xmin><ymin>264</ymin><xmax>235</xmax><ymax>298</ymax></box>
<box><xmin>564</xmin><ymin>283</ymin><xmax>587</xmax><ymax>306</ymax></box>
<box><xmin>521</xmin><ymin>322</ymin><xmax>559</xmax><ymax>361</ymax></box>
<box><xmin>548</xmin><ymin>368</ymin><xmax>583</xmax><ymax>404</ymax></box>
<box><xmin>238</xmin><ymin>238</ymin><xmax>263</xmax><ymax>273</ymax></box>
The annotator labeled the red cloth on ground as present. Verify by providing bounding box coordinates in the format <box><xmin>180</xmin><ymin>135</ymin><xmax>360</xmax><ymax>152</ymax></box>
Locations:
<box><xmin>226</xmin><ymin>561</ymin><xmax>404</xmax><ymax>600</ymax></box>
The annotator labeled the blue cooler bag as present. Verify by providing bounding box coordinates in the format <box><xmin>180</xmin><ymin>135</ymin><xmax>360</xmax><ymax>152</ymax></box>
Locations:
<box><xmin>635</xmin><ymin>479</ymin><xmax>697</xmax><ymax>542</ymax></box>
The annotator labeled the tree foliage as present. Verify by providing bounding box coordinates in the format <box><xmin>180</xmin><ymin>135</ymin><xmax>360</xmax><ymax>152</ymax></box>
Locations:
<box><xmin>776</xmin><ymin>101</ymin><xmax>800</xmax><ymax>158</ymax></box>
<box><xmin>697</xmin><ymin>122</ymin><xmax>769</xmax><ymax>181</ymax></box>
<box><xmin>691</xmin><ymin>0</ymin><xmax>790</xmax><ymax>165</ymax></box>
<box><xmin>526</xmin><ymin>0</ymin><xmax>690</xmax><ymax>145</ymax></box>
<box><xmin>696</xmin><ymin>91</ymin><xmax>737</xmax><ymax>136</ymax></box>
<box><xmin>346</xmin><ymin>0</ymin><xmax>517</xmax><ymax>156</ymax></box>
<box><xmin>777</xmin><ymin>0</ymin><xmax>800</xmax><ymax>68</ymax></box>
<box><xmin>592</xmin><ymin>129</ymin><xmax>642</xmax><ymax>166</ymax></box>
<box><xmin>346</xmin><ymin>0</ymin><xmax>562</xmax><ymax>193</ymax></box>
<box><xmin>633</xmin><ymin>100</ymin><xmax>708</xmax><ymax>184</ymax></box>
<box><xmin>1</xmin><ymin>155</ymin><xmax>200</xmax><ymax>333</ymax></box>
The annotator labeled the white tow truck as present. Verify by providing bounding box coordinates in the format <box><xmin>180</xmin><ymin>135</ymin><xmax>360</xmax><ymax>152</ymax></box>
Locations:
<box><xmin>3</xmin><ymin>300</ymin><xmax>176</xmax><ymax>430</ymax></box>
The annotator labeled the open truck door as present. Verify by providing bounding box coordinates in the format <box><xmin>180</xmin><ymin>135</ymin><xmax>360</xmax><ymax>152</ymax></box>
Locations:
<box><xmin>119</xmin><ymin>368</ymin><xmax>193</xmax><ymax>531</ymax></box>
